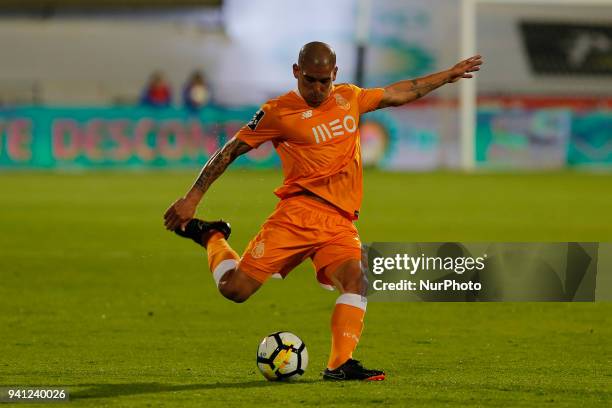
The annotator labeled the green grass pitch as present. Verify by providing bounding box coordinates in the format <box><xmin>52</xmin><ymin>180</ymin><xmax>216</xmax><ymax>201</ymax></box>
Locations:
<box><xmin>0</xmin><ymin>170</ymin><xmax>611</xmax><ymax>407</ymax></box>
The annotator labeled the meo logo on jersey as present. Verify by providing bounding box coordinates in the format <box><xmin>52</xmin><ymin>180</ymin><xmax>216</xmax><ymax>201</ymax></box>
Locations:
<box><xmin>311</xmin><ymin>115</ymin><xmax>357</xmax><ymax>144</ymax></box>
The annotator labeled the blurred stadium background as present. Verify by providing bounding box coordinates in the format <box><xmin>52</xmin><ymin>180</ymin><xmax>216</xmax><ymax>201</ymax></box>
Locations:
<box><xmin>1</xmin><ymin>0</ymin><xmax>611</xmax><ymax>171</ymax></box>
<box><xmin>1</xmin><ymin>1</ymin><xmax>611</xmax><ymax>406</ymax></box>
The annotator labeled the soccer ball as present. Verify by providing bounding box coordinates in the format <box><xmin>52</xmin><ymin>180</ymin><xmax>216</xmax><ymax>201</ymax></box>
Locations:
<box><xmin>256</xmin><ymin>331</ymin><xmax>308</xmax><ymax>381</ymax></box>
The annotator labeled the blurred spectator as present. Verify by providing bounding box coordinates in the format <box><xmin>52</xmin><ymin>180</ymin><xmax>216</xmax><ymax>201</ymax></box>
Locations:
<box><xmin>182</xmin><ymin>70</ymin><xmax>211</xmax><ymax>112</ymax></box>
<box><xmin>140</xmin><ymin>71</ymin><xmax>172</xmax><ymax>108</ymax></box>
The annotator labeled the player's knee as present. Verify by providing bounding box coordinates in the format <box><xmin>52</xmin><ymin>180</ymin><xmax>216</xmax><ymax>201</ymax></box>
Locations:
<box><xmin>218</xmin><ymin>283</ymin><xmax>251</xmax><ymax>303</ymax></box>
<box><xmin>337</xmin><ymin>263</ymin><xmax>368</xmax><ymax>295</ymax></box>
<box><xmin>217</xmin><ymin>266</ymin><xmax>262</xmax><ymax>303</ymax></box>
<box><xmin>218</xmin><ymin>275</ymin><xmax>254</xmax><ymax>303</ymax></box>
<box><xmin>343</xmin><ymin>274</ymin><xmax>367</xmax><ymax>295</ymax></box>
<box><xmin>228</xmin><ymin>292</ymin><xmax>249</xmax><ymax>303</ymax></box>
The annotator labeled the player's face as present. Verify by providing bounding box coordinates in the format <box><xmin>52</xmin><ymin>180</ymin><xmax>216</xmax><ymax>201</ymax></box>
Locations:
<box><xmin>293</xmin><ymin>63</ymin><xmax>338</xmax><ymax>107</ymax></box>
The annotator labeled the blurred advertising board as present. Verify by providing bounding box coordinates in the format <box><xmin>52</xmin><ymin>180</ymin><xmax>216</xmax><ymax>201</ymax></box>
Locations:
<box><xmin>476</xmin><ymin>109</ymin><xmax>571</xmax><ymax>169</ymax></box>
<box><xmin>2</xmin><ymin>106</ymin><xmax>610</xmax><ymax>170</ymax></box>
<box><xmin>0</xmin><ymin>106</ymin><xmax>278</xmax><ymax>169</ymax></box>
<box><xmin>520</xmin><ymin>22</ymin><xmax>612</xmax><ymax>76</ymax></box>
<box><xmin>361</xmin><ymin>106</ymin><xmax>457</xmax><ymax>170</ymax></box>
<box><xmin>568</xmin><ymin>112</ymin><xmax>612</xmax><ymax>167</ymax></box>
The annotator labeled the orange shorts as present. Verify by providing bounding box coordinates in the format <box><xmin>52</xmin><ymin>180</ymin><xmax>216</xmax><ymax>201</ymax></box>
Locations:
<box><xmin>238</xmin><ymin>195</ymin><xmax>362</xmax><ymax>288</ymax></box>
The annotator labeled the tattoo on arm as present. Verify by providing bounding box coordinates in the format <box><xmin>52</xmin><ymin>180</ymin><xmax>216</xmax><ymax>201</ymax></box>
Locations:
<box><xmin>410</xmin><ymin>79</ymin><xmax>423</xmax><ymax>98</ymax></box>
<box><xmin>191</xmin><ymin>137</ymin><xmax>252</xmax><ymax>194</ymax></box>
<box><xmin>380</xmin><ymin>71</ymin><xmax>452</xmax><ymax>108</ymax></box>
<box><xmin>410</xmin><ymin>77</ymin><xmax>446</xmax><ymax>99</ymax></box>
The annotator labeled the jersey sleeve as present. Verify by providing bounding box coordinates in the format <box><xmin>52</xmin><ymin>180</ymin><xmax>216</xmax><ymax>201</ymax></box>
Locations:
<box><xmin>235</xmin><ymin>102</ymin><xmax>282</xmax><ymax>148</ymax></box>
<box><xmin>351</xmin><ymin>84</ymin><xmax>385</xmax><ymax>114</ymax></box>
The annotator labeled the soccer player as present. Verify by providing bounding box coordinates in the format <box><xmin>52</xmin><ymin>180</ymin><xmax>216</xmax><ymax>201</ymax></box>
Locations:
<box><xmin>164</xmin><ymin>42</ymin><xmax>482</xmax><ymax>381</ymax></box>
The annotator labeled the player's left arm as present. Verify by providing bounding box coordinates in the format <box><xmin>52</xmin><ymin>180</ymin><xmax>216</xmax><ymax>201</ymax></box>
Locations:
<box><xmin>377</xmin><ymin>55</ymin><xmax>483</xmax><ymax>109</ymax></box>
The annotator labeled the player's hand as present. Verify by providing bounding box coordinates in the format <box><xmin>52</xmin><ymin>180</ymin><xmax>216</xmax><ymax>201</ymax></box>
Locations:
<box><xmin>163</xmin><ymin>197</ymin><xmax>197</xmax><ymax>231</ymax></box>
<box><xmin>449</xmin><ymin>55</ymin><xmax>483</xmax><ymax>83</ymax></box>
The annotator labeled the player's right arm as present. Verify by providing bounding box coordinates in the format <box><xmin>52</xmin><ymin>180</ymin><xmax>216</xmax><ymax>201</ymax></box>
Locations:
<box><xmin>164</xmin><ymin>102</ymin><xmax>280</xmax><ymax>231</ymax></box>
<box><xmin>163</xmin><ymin>137</ymin><xmax>252</xmax><ymax>231</ymax></box>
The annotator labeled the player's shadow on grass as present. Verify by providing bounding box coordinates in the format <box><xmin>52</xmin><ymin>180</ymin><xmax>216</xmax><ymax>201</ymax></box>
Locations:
<box><xmin>70</xmin><ymin>380</ymin><xmax>321</xmax><ymax>400</ymax></box>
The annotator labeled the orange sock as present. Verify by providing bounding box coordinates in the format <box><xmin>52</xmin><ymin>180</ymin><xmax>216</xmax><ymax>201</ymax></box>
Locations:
<box><xmin>206</xmin><ymin>232</ymin><xmax>240</xmax><ymax>286</ymax></box>
<box><xmin>327</xmin><ymin>293</ymin><xmax>367</xmax><ymax>370</ymax></box>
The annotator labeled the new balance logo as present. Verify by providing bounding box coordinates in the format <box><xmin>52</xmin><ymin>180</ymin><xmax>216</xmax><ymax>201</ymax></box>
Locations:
<box><xmin>311</xmin><ymin>115</ymin><xmax>357</xmax><ymax>144</ymax></box>
<box><xmin>302</xmin><ymin>110</ymin><xmax>313</xmax><ymax>119</ymax></box>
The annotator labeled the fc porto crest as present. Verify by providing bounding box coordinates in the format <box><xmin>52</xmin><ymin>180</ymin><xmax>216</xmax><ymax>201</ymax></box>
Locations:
<box><xmin>251</xmin><ymin>240</ymin><xmax>265</xmax><ymax>259</ymax></box>
<box><xmin>334</xmin><ymin>94</ymin><xmax>351</xmax><ymax>111</ymax></box>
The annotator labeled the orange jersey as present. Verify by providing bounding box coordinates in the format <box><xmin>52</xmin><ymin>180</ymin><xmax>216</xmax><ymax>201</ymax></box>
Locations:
<box><xmin>235</xmin><ymin>84</ymin><xmax>384</xmax><ymax>219</ymax></box>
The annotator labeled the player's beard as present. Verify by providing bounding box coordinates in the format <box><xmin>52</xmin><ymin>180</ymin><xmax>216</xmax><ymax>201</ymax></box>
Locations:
<box><xmin>308</xmin><ymin>93</ymin><xmax>326</xmax><ymax>107</ymax></box>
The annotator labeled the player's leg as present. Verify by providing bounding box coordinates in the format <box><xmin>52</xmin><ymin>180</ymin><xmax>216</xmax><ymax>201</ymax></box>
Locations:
<box><xmin>327</xmin><ymin>259</ymin><xmax>367</xmax><ymax>370</ymax></box>
<box><xmin>310</xmin><ymin>208</ymin><xmax>385</xmax><ymax>381</ymax></box>
<box><xmin>174</xmin><ymin>219</ymin><xmax>261</xmax><ymax>303</ymax></box>
<box><xmin>321</xmin><ymin>258</ymin><xmax>384</xmax><ymax>381</ymax></box>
